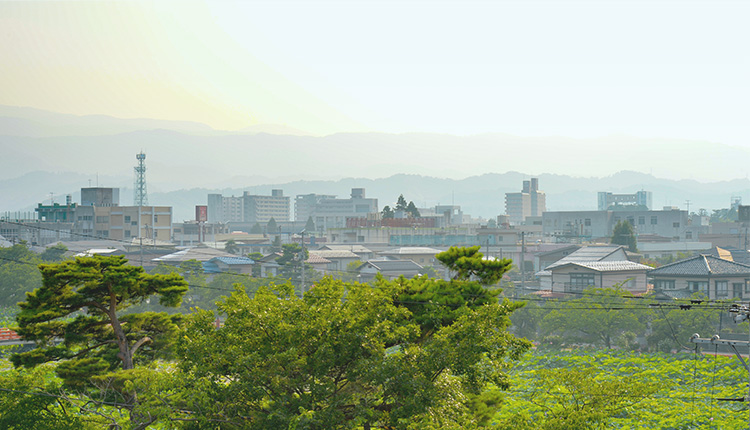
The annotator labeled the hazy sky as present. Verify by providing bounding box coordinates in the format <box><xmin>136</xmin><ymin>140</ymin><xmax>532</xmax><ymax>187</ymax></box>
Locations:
<box><xmin>3</xmin><ymin>0</ymin><xmax>750</xmax><ymax>143</ymax></box>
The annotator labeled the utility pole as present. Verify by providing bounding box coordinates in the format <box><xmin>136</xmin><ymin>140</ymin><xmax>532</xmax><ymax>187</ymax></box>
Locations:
<box><xmin>691</xmin><ymin>303</ymin><xmax>750</xmax><ymax>429</ymax></box>
<box><xmin>299</xmin><ymin>229</ymin><xmax>306</xmax><ymax>296</ymax></box>
<box><xmin>520</xmin><ymin>231</ymin><xmax>526</xmax><ymax>290</ymax></box>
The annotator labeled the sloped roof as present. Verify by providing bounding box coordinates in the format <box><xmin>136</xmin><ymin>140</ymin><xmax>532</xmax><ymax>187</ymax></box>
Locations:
<box><xmin>534</xmin><ymin>245</ymin><xmax>581</xmax><ymax>258</ymax></box>
<box><xmin>319</xmin><ymin>245</ymin><xmax>372</xmax><ymax>253</ymax></box>
<box><xmin>308</xmin><ymin>250</ymin><xmax>359</xmax><ymax>259</ymax></box>
<box><xmin>380</xmin><ymin>247</ymin><xmax>443</xmax><ymax>256</ymax></box>
<box><xmin>210</xmin><ymin>256</ymin><xmax>255</xmax><ymax>265</ymax></box>
<box><xmin>554</xmin><ymin>261</ymin><xmax>652</xmax><ymax>272</ymax></box>
<box><xmin>306</xmin><ymin>254</ymin><xmax>332</xmax><ymax>264</ymax></box>
<box><xmin>545</xmin><ymin>245</ymin><xmax>626</xmax><ymax>270</ymax></box>
<box><xmin>152</xmin><ymin>247</ymin><xmax>237</xmax><ymax>263</ymax></box>
<box><xmin>648</xmin><ymin>254</ymin><xmax>750</xmax><ymax>276</ymax></box>
<box><xmin>361</xmin><ymin>259</ymin><xmax>424</xmax><ymax>272</ymax></box>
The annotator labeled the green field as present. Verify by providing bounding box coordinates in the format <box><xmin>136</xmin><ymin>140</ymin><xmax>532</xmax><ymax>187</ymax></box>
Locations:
<box><xmin>495</xmin><ymin>348</ymin><xmax>749</xmax><ymax>429</ymax></box>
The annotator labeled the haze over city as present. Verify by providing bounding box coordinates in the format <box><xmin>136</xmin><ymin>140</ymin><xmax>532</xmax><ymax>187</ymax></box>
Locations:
<box><xmin>2</xmin><ymin>0</ymin><xmax>750</xmax><ymax>215</ymax></box>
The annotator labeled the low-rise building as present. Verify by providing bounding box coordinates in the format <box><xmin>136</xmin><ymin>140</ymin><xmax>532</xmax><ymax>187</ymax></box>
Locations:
<box><xmin>648</xmin><ymin>254</ymin><xmax>750</xmax><ymax>300</ymax></box>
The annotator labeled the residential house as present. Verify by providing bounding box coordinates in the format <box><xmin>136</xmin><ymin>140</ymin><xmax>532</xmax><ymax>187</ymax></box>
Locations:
<box><xmin>378</xmin><ymin>247</ymin><xmax>443</xmax><ymax>267</ymax></box>
<box><xmin>648</xmin><ymin>254</ymin><xmax>750</xmax><ymax>300</ymax></box>
<box><xmin>202</xmin><ymin>256</ymin><xmax>255</xmax><ymax>275</ymax></box>
<box><xmin>535</xmin><ymin>245</ymin><xmax>633</xmax><ymax>290</ymax></box>
<box><xmin>357</xmin><ymin>259</ymin><xmax>424</xmax><ymax>282</ymax></box>
<box><xmin>547</xmin><ymin>260</ymin><xmax>652</xmax><ymax>294</ymax></box>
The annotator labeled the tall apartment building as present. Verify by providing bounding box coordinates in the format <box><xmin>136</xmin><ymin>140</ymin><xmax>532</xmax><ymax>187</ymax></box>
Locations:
<box><xmin>505</xmin><ymin>178</ymin><xmax>546</xmax><ymax>224</ymax></box>
<box><xmin>244</xmin><ymin>190</ymin><xmax>290</xmax><ymax>224</ymax></box>
<box><xmin>207</xmin><ymin>194</ymin><xmax>244</xmax><ymax>223</ymax></box>
<box><xmin>597</xmin><ymin>191</ymin><xmax>652</xmax><ymax>211</ymax></box>
<box><xmin>294</xmin><ymin>188</ymin><xmax>378</xmax><ymax>232</ymax></box>
<box><xmin>207</xmin><ymin>190</ymin><xmax>290</xmax><ymax>224</ymax></box>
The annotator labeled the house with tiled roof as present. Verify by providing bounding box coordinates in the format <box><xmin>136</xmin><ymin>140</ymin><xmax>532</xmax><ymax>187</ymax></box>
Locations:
<box><xmin>357</xmin><ymin>259</ymin><xmax>424</xmax><ymax>282</ymax></box>
<box><xmin>648</xmin><ymin>254</ymin><xmax>750</xmax><ymax>300</ymax></box>
<box><xmin>547</xmin><ymin>260</ymin><xmax>652</xmax><ymax>293</ymax></box>
<box><xmin>203</xmin><ymin>256</ymin><xmax>255</xmax><ymax>275</ymax></box>
<box><xmin>378</xmin><ymin>247</ymin><xmax>443</xmax><ymax>267</ymax></box>
<box><xmin>536</xmin><ymin>245</ymin><xmax>644</xmax><ymax>291</ymax></box>
<box><xmin>307</xmin><ymin>250</ymin><xmax>360</xmax><ymax>272</ymax></box>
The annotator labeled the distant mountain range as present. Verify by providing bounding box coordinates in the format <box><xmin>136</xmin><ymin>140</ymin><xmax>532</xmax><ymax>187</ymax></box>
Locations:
<box><xmin>2</xmin><ymin>105</ymin><xmax>749</xmax><ymax>222</ymax></box>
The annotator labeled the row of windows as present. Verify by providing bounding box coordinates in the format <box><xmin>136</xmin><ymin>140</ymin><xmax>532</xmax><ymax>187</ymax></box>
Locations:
<box><xmin>655</xmin><ymin>279</ymin><xmax>750</xmax><ymax>296</ymax></box>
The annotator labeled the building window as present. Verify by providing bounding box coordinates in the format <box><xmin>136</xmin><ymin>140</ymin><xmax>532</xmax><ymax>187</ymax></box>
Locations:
<box><xmin>733</xmin><ymin>283</ymin><xmax>743</xmax><ymax>297</ymax></box>
<box><xmin>716</xmin><ymin>281</ymin><xmax>728</xmax><ymax>298</ymax></box>
<box><xmin>673</xmin><ymin>222</ymin><xmax>680</xmax><ymax>228</ymax></box>
<box><xmin>686</xmin><ymin>231</ymin><xmax>693</xmax><ymax>239</ymax></box>
<box><xmin>655</xmin><ymin>280</ymin><xmax>675</xmax><ymax>290</ymax></box>
<box><xmin>125</xmin><ymin>216</ymin><xmax>131</xmax><ymax>223</ymax></box>
<box><xmin>568</xmin><ymin>273</ymin><xmax>595</xmax><ymax>291</ymax></box>
<box><xmin>651</xmin><ymin>216</ymin><xmax>658</xmax><ymax>225</ymax></box>
<box><xmin>585</xmin><ymin>218</ymin><xmax>591</xmax><ymax>226</ymax></box>
<box><xmin>687</xmin><ymin>281</ymin><xmax>708</xmax><ymax>293</ymax></box>
<box><xmin>638</xmin><ymin>216</ymin><xmax>645</xmax><ymax>225</ymax></box>
<box><xmin>96</xmin><ymin>216</ymin><xmax>109</xmax><ymax>223</ymax></box>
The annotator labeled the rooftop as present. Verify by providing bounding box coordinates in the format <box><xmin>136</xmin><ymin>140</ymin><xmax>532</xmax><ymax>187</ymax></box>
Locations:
<box><xmin>648</xmin><ymin>254</ymin><xmax>750</xmax><ymax>276</ymax></box>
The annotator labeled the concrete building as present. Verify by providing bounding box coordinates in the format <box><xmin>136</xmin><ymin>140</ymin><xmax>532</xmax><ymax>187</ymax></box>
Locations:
<box><xmin>505</xmin><ymin>178</ymin><xmax>546</xmax><ymax>224</ymax></box>
<box><xmin>244</xmin><ymin>189</ymin><xmax>290</xmax><ymax>224</ymax></box>
<box><xmin>295</xmin><ymin>188</ymin><xmax>378</xmax><ymax>233</ymax></box>
<box><xmin>597</xmin><ymin>191</ymin><xmax>652</xmax><ymax>211</ymax></box>
<box><xmin>208</xmin><ymin>190</ymin><xmax>290</xmax><ymax>224</ymax></box>
<box><xmin>81</xmin><ymin>187</ymin><xmax>119</xmax><ymax>207</ymax></box>
<box><xmin>542</xmin><ymin>208</ymin><xmax>695</xmax><ymax>242</ymax></box>
<box><xmin>295</xmin><ymin>193</ymin><xmax>337</xmax><ymax>223</ymax></box>
<box><xmin>93</xmin><ymin>205</ymin><xmax>173</xmax><ymax>241</ymax></box>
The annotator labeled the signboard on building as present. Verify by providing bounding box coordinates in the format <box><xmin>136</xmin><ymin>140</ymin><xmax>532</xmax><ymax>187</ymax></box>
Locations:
<box><xmin>195</xmin><ymin>205</ymin><xmax>208</xmax><ymax>222</ymax></box>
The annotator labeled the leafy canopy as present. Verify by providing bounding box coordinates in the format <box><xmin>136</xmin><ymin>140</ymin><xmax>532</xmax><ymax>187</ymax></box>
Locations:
<box><xmin>436</xmin><ymin>246</ymin><xmax>512</xmax><ymax>285</ymax></box>
<box><xmin>12</xmin><ymin>255</ymin><xmax>188</xmax><ymax>381</ymax></box>
<box><xmin>173</xmin><ymin>253</ymin><xmax>529</xmax><ymax>429</ymax></box>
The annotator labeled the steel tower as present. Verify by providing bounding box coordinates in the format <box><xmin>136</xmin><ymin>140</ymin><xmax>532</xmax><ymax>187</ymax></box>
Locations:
<box><xmin>134</xmin><ymin>152</ymin><xmax>148</xmax><ymax>206</ymax></box>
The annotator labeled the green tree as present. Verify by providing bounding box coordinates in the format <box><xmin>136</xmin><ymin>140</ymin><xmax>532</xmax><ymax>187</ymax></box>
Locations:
<box><xmin>224</xmin><ymin>239</ymin><xmax>239</xmax><ymax>255</ymax></box>
<box><xmin>250</xmin><ymin>223</ymin><xmax>262</xmax><ymax>234</ymax></box>
<box><xmin>275</xmin><ymin>243</ymin><xmax>316</xmax><ymax>292</ymax></box>
<box><xmin>267</xmin><ymin>217</ymin><xmax>278</xmax><ymax>234</ymax></box>
<box><xmin>436</xmin><ymin>245</ymin><xmax>512</xmax><ymax>285</ymax></box>
<box><xmin>382</xmin><ymin>205</ymin><xmax>394</xmax><ymax>219</ymax></box>
<box><xmin>396</xmin><ymin>194</ymin><xmax>408</xmax><ymax>211</ymax></box>
<box><xmin>305</xmin><ymin>216</ymin><xmax>316</xmax><ymax>233</ymax></box>
<box><xmin>0</xmin><ymin>365</ymin><xmax>86</xmax><ymax>429</ymax></box>
<box><xmin>39</xmin><ymin>243</ymin><xmax>68</xmax><ymax>262</ymax></box>
<box><xmin>174</xmin><ymin>269</ymin><xmax>530</xmax><ymax>429</ymax></box>
<box><xmin>406</xmin><ymin>201</ymin><xmax>420</xmax><ymax>217</ymax></box>
<box><xmin>247</xmin><ymin>252</ymin><xmax>264</xmax><ymax>277</ymax></box>
<box><xmin>11</xmin><ymin>255</ymin><xmax>188</xmax><ymax>426</ymax></box>
<box><xmin>0</xmin><ymin>243</ymin><xmax>43</xmax><ymax>307</ymax></box>
<box><xmin>498</xmin><ymin>366</ymin><xmax>657</xmax><ymax>430</ymax></box>
<box><xmin>611</xmin><ymin>220</ymin><xmax>637</xmax><ymax>252</ymax></box>
<box><xmin>646</xmin><ymin>293</ymin><xmax>717</xmax><ymax>352</ymax></box>
<box><xmin>271</xmin><ymin>235</ymin><xmax>282</xmax><ymax>253</ymax></box>
<box><xmin>541</xmin><ymin>286</ymin><xmax>645</xmax><ymax>349</ymax></box>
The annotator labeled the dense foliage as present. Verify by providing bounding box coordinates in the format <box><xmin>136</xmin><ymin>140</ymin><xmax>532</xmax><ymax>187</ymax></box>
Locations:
<box><xmin>495</xmin><ymin>348</ymin><xmax>748</xmax><ymax>429</ymax></box>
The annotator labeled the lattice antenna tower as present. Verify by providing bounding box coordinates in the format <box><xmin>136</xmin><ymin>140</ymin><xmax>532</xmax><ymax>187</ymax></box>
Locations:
<box><xmin>134</xmin><ymin>152</ymin><xmax>148</xmax><ymax>206</ymax></box>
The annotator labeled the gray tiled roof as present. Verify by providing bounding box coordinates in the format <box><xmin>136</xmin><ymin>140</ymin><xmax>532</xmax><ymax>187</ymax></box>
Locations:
<box><xmin>545</xmin><ymin>245</ymin><xmax>625</xmax><ymax>270</ymax></box>
<box><xmin>648</xmin><ymin>254</ymin><xmax>750</xmax><ymax>276</ymax></box>
<box><xmin>556</xmin><ymin>261</ymin><xmax>652</xmax><ymax>272</ymax></box>
<box><xmin>363</xmin><ymin>259</ymin><xmax>423</xmax><ymax>272</ymax></box>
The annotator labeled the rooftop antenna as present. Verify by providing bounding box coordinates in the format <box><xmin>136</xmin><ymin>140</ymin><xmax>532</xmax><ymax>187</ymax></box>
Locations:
<box><xmin>134</xmin><ymin>152</ymin><xmax>148</xmax><ymax>206</ymax></box>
